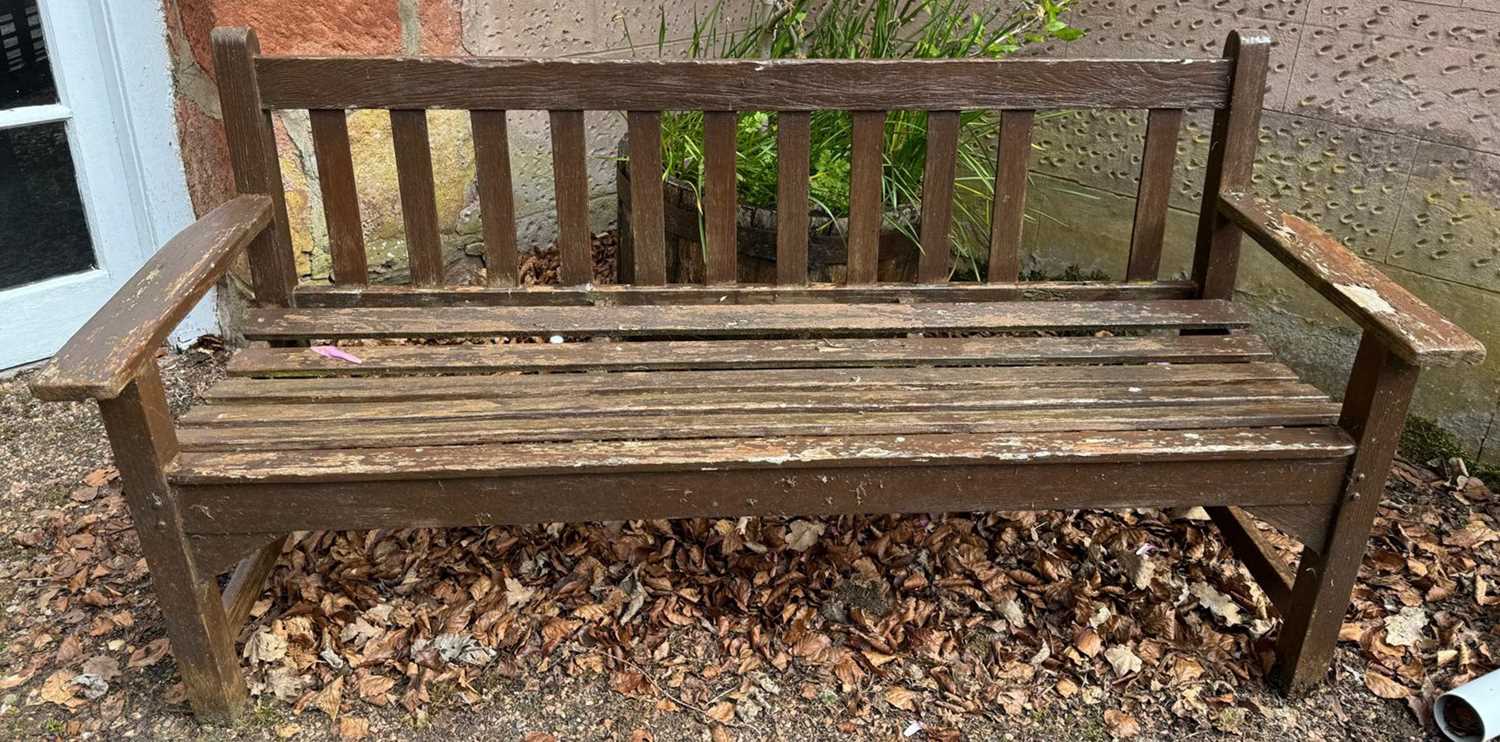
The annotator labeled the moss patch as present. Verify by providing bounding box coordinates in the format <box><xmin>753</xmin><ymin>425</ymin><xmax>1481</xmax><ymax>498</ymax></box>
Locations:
<box><xmin>1400</xmin><ymin>416</ymin><xmax>1500</xmax><ymax>489</ymax></box>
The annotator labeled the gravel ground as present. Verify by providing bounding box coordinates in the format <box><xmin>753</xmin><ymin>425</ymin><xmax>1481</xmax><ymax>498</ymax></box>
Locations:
<box><xmin>0</xmin><ymin>346</ymin><xmax>1484</xmax><ymax>741</ymax></box>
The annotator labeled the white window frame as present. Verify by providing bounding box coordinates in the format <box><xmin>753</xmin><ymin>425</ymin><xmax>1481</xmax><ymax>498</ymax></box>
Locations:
<box><xmin>1</xmin><ymin>0</ymin><xmax>211</xmax><ymax>370</ymax></box>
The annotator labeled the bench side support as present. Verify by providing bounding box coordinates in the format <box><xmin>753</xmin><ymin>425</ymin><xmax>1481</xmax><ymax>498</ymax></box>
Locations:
<box><xmin>1272</xmin><ymin>330</ymin><xmax>1419</xmax><ymax>693</ymax></box>
<box><xmin>98</xmin><ymin>364</ymin><xmax>248</xmax><ymax>719</ymax></box>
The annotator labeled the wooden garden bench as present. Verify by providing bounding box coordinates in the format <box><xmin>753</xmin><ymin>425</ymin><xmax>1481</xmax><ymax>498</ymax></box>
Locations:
<box><xmin>29</xmin><ymin>28</ymin><xmax>1485</xmax><ymax>719</ymax></box>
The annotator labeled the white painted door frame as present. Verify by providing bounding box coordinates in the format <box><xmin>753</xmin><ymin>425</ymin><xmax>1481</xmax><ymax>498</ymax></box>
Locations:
<box><xmin>1</xmin><ymin>0</ymin><xmax>211</xmax><ymax>371</ymax></box>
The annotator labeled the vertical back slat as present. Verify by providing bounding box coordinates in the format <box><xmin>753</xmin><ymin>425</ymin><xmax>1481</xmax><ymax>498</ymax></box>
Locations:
<box><xmin>470</xmin><ymin>110</ymin><xmax>519</xmax><ymax>287</ymax></box>
<box><xmin>309</xmin><ymin>109</ymin><xmax>366</xmax><ymax>286</ymax></box>
<box><xmin>389</xmin><ymin>109</ymin><xmax>444</xmax><ymax>286</ymax></box>
<box><xmin>918</xmin><ymin>110</ymin><xmax>960</xmax><ymax>282</ymax></box>
<box><xmin>1192</xmin><ymin>31</ymin><xmax>1271</xmax><ymax>300</ymax></box>
<box><xmin>703</xmin><ymin>111</ymin><xmax>738</xmax><ymax>285</ymax></box>
<box><xmin>987</xmin><ymin>109</ymin><xmax>1034</xmax><ymax>282</ymax></box>
<box><xmin>776</xmin><ymin>111</ymin><xmax>811</xmax><ymax>286</ymax></box>
<box><xmin>846</xmin><ymin>110</ymin><xmax>885</xmax><ymax>285</ymax></box>
<box><xmin>1126</xmin><ymin>108</ymin><xmax>1184</xmax><ymax>281</ymax></box>
<box><xmin>627</xmin><ymin>111</ymin><xmax>667</xmax><ymax>285</ymax></box>
<box><xmin>211</xmin><ymin>28</ymin><xmax>296</xmax><ymax>305</ymax></box>
<box><xmin>549</xmin><ymin>110</ymin><xmax>592</xmax><ymax>285</ymax></box>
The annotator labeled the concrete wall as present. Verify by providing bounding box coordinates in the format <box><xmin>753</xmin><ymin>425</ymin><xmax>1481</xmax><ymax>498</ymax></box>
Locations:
<box><xmin>1017</xmin><ymin>0</ymin><xmax>1500</xmax><ymax>462</ymax></box>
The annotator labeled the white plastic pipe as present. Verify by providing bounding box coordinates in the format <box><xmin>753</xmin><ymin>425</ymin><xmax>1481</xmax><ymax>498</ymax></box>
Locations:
<box><xmin>1436</xmin><ymin>669</ymin><xmax>1500</xmax><ymax>742</ymax></box>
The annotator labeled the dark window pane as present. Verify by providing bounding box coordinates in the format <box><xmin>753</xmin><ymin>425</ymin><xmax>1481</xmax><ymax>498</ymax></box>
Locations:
<box><xmin>0</xmin><ymin>122</ymin><xmax>95</xmax><ymax>289</ymax></box>
<box><xmin>1</xmin><ymin>1</ymin><xmax>54</xmax><ymax>107</ymax></box>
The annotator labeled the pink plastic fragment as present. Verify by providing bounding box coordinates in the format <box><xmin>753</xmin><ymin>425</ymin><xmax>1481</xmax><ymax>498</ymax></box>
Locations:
<box><xmin>311</xmin><ymin>345</ymin><xmax>364</xmax><ymax>364</ymax></box>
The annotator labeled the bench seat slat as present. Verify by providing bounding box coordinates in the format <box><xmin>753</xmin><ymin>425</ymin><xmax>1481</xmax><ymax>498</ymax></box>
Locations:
<box><xmin>202</xmin><ymin>361</ymin><xmax>1300</xmax><ymax>403</ymax></box>
<box><xmin>168</xmin><ymin>426</ymin><xmax>1353</xmax><ymax>485</ymax></box>
<box><xmin>228</xmin><ymin>334</ymin><xmax>1274</xmax><ymax>376</ymax></box>
<box><xmin>177</xmin><ymin>401</ymin><xmax>1340</xmax><ymax>452</ymax></box>
<box><xmin>242</xmin><ymin>300</ymin><xmax>1248</xmax><ymax>340</ymax></box>
<box><xmin>180</xmin><ymin>379</ymin><xmax>1328</xmax><ymax>426</ymax></box>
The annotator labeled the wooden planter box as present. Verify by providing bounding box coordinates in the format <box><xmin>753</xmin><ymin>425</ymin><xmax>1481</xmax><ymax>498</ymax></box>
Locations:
<box><xmin>615</xmin><ymin>154</ymin><xmax>920</xmax><ymax>284</ymax></box>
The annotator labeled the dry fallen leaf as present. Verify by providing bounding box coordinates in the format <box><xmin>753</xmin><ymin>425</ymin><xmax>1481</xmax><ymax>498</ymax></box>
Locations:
<box><xmin>337</xmin><ymin>716</ymin><xmax>370</xmax><ymax>740</ymax></box>
<box><xmin>784</xmin><ymin>520</ymin><xmax>826</xmax><ymax>552</ymax></box>
<box><xmin>1383</xmin><ymin>606</ymin><xmax>1427</xmax><ymax>648</ymax></box>
<box><xmin>1104</xmin><ymin>709</ymin><xmax>1141</xmax><ymax>739</ymax></box>
<box><xmin>1189</xmin><ymin>582</ymin><xmax>1243</xmax><ymax>626</ymax></box>
<box><xmin>1363</xmin><ymin>670</ymin><xmax>1408</xmax><ymax>700</ymax></box>
<box><xmin>1104</xmin><ymin>646</ymin><xmax>1143</xmax><ymax>677</ymax></box>
<box><xmin>883</xmin><ymin>686</ymin><xmax>919</xmax><ymax>712</ymax></box>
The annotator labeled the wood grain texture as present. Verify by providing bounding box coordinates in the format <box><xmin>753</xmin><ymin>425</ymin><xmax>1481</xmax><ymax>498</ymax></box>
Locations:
<box><xmin>1220</xmin><ymin>191</ymin><xmax>1485</xmax><ymax>367</ymax></box>
<box><xmin>470</xmin><ymin>110</ymin><xmax>520</xmax><ymax>286</ymax></box>
<box><xmin>1208</xmin><ymin>505</ymin><xmax>1296</xmax><ymax>611</ymax></box>
<box><xmin>241</xmin><ymin>300</ymin><xmax>1250</xmax><ymax>341</ymax></box>
<box><xmin>627</xmin><ymin>111</ymin><xmax>667</xmax><ymax>285</ymax></box>
<box><xmin>168</xmin><ymin>426</ymin><xmax>1352</xmax><ymax>487</ymax></box>
<box><xmin>846</xmin><ymin>111</ymin><xmax>885</xmax><ymax>285</ymax></box>
<box><xmin>292</xmin><ymin>280</ymin><xmax>1199</xmax><ymax>307</ymax></box>
<box><xmin>210</xmin><ymin>28</ymin><xmax>295</xmax><ymax>306</ymax></box>
<box><xmin>255</xmin><ymin>58</ymin><xmax>1234</xmax><ymax>111</ymax></box>
<box><xmin>227</xmin><ymin>334</ymin><xmax>1275</xmax><ymax>377</ymax></box>
<box><xmin>919</xmin><ymin>110</ymin><xmax>960</xmax><ymax>282</ymax></box>
<box><xmin>220</xmin><ymin>536</ymin><xmax>285</xmax><ymax>630</ymax></box>
<box><xmin>30</xmin><ymin>196</ymin><xmax>272</xmax><ymax>401</ymax></box>
<box><xmin>1274</xmin><ymin>333</ymin><xmax>1419</xmax><ymax>693</ymax></box>
<box><xmin>202</xmin><ymin>362</ymin><xmax>1301</xmax><ymax>404</ymax></box>
<box><xmin>390</xmin><ymin>109</ymin><xmax>444</xmax><ymax>286</ymax></box>
<box><xmin>309</xmin><ymin>110</ymin><xmax>367</xmax><ymax>285</ymax></box>
<box><xmin>175</xmin><ymin>455</ymin><xmax>1348</xmax><ymax>536</ymax></box>
<box><xmin>776</xmin><ymin>111</ymin><xmax>811</xmax><ymax>285</ymax></box>
<box><xmin>1192</xmin><ymin>31</ymin><xmax>1270</xmax><ymax>300</ymax></box>
<box><xmin>704</xmin><ymin>111</ymin><xmax>738</xmax><ymax>284</ymax></box>
<box><xmin>988</xmin><ymin>110</ymin><xmax>1033</xmax><ymax>282</ymax></box>
<box><xmin>1126</xmin><ymin>108</ymin><xmax>1183</xmax><ymax>281</ymax></box>
<box><xmin>550</xmin><ymin>110</ymin><xmax>592</xmax><ymax>284</ymax></box>
<box><xmin>97</xmin><ymin>367</ymin><xmax>247</xmax><ymax>718</ymax></box>
<box><xmin>182</xmin><ymin>380</ymin><xmax>1329</xmax><ymax>426</ymax></box>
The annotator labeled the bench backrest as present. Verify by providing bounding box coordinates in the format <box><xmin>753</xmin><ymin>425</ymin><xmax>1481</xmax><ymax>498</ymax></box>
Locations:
<box><xmin>210</xmin><ymin>27</ymin><xmax>1269</xmax><ymax>308</ymax></box>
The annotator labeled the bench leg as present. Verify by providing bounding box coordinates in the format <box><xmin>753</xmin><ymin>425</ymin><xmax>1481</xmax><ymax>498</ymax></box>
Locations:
<box><xmin>98</xmin><ymin>366</ymin><xmax>248</xmax><ymax>719</ymax></box>
<box><xmin>1272</xmin><ymin>333</ymin><xmax>1418</xmax><ymax>694</ymax></box>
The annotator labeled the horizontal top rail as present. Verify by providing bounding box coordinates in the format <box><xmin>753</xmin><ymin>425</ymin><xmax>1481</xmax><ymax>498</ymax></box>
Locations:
<box><xmin>253</xmin><ymin>57</ymin><xmax>1235</xmax><ymax>111</ymax></box>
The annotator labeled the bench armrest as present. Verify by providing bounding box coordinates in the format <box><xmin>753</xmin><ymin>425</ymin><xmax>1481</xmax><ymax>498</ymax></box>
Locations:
<box><xmin>29</xmin><ymin>195</ymin><xmax>274</xmax><ymax>401</ymax></box>
<box><xmin>1217</xmin><ymin>191</ymin><xmax>1485</xmax><ymax>368</ymax></box>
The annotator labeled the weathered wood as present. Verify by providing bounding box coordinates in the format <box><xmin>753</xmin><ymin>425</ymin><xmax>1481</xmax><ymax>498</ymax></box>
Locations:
<box><xmin>292</xmin><ymin>280</ymin><xmax>1200</xmax><ymax>307</ymax></box>
<box><xmin>1219</xmin><ymin>191</ymin><xmax>1485</xmax><ymax>367</ymax></box>
<box><xmin>550</xmin><ymin>110</ymin><xmax>592</xmax><ymax>284</ymax></box>
<box><xmin>704</xmin><ymin>111</ymin><xmax>739</xmax><ymax>284</ymax></box>
<box><xmin>220</xmin><ymin>537</ymin><xmax>285</xmax><ymax>631</ymax></box>
<box><xmin>179</xmin><ymin>401</ymin><xmax>1340</xmax><ymax>452</ymax></box>
<box><xmin>627</xmin><ymin>111</ymin><xmax>667</xmax><ymax>285</ymax></box>
<box><xmin>97</xmin><ymin>366</ymin><xmax>247</xmax><ymax>718</ymax></box>
<box><xmin>211</xmin><ymin>28</ymin><xmax>296</xmax><ymax>306</ymax></box>
<box><xmin>169</xmin><ymin>427</ymin><xmax>1352</xmax><ymax>487</ymax></box>
<box><xmin>1126</xmin><ymin>108</ymin><xmax>1183</xmax><ymax>281</ymax></box>
<box><xmin>202</xmin><ymin>362</ymin><xmax>1301</xmax><ymax>404</ymax></box>
<box><xmin>189</xmin><ymin>532</ymin><xmax>285</xmax><ymax>576</ymax></box>
<box><xmin>30</xmin><ymin>196</ymin><xmax>272</xmax><ymax>401</ymax></box>
<box><xmin>1273</xmin><ymin>332</ymin><xmax>1420</xmax><ymax>694</ymax></box>
<box><xmin>309</xmin><ymin>109</ymin><xmax>367</xmax><ymax>285</ymax></box>
<box><xmin>1208</xmin><ymin>505</ymin><xmax>1295</xmax><ymax>611</ymax></box>
<box><xmin>919</xmin><ymin>110</ymin><xmax>960</xmax><ymax>282</ymax></box>
<box><xmin>776</xmin><ymin>111</ymin><xmax>811</xmax><ymax>285</ymax></box>
<box><xmin>227</xmin><ymin>334</ymin><xmax>1276</xmax><ymax>377</ymax></box>
<box><xmin>846</xmin><ymin>111</ymin><xmax>886</xmax><ymax>285</ymax></box>
<box><xmin>176</xmin><ymin>455</ymin><xmax>1348</xmax><ymax>536</ymax></box>
<box><xmin>988</xmin><ymin>110</ymin><xmax>1033</xmax><ymax>282</ymax></box>
<box><xmin>470</xmin><ymin>110</ymin><xmax>520</xmax><ymax>286</ymax></box>
<box><xmin>389</xmin><ymin>109</ymin><xmax>444</xmax><ymax>286</ymax></box>
<box><xmin>1191</xmin><ymin>31</ymin><xmax>1270</xmax><ymax>300</ymax></box>
<box><xmin>255</xmin><ymin>58</ymin><xmax>1235</xmax><ymax>111</ymax></box>
<box><xmin>181</xmin><ymin>380</ymin><xmax>1329</xmax><ymax>426</ymax></box>
<box><xmin>241</xmin><ymin>300</ymin><xmax>1250</xmax><ymax>341</ymax></box>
